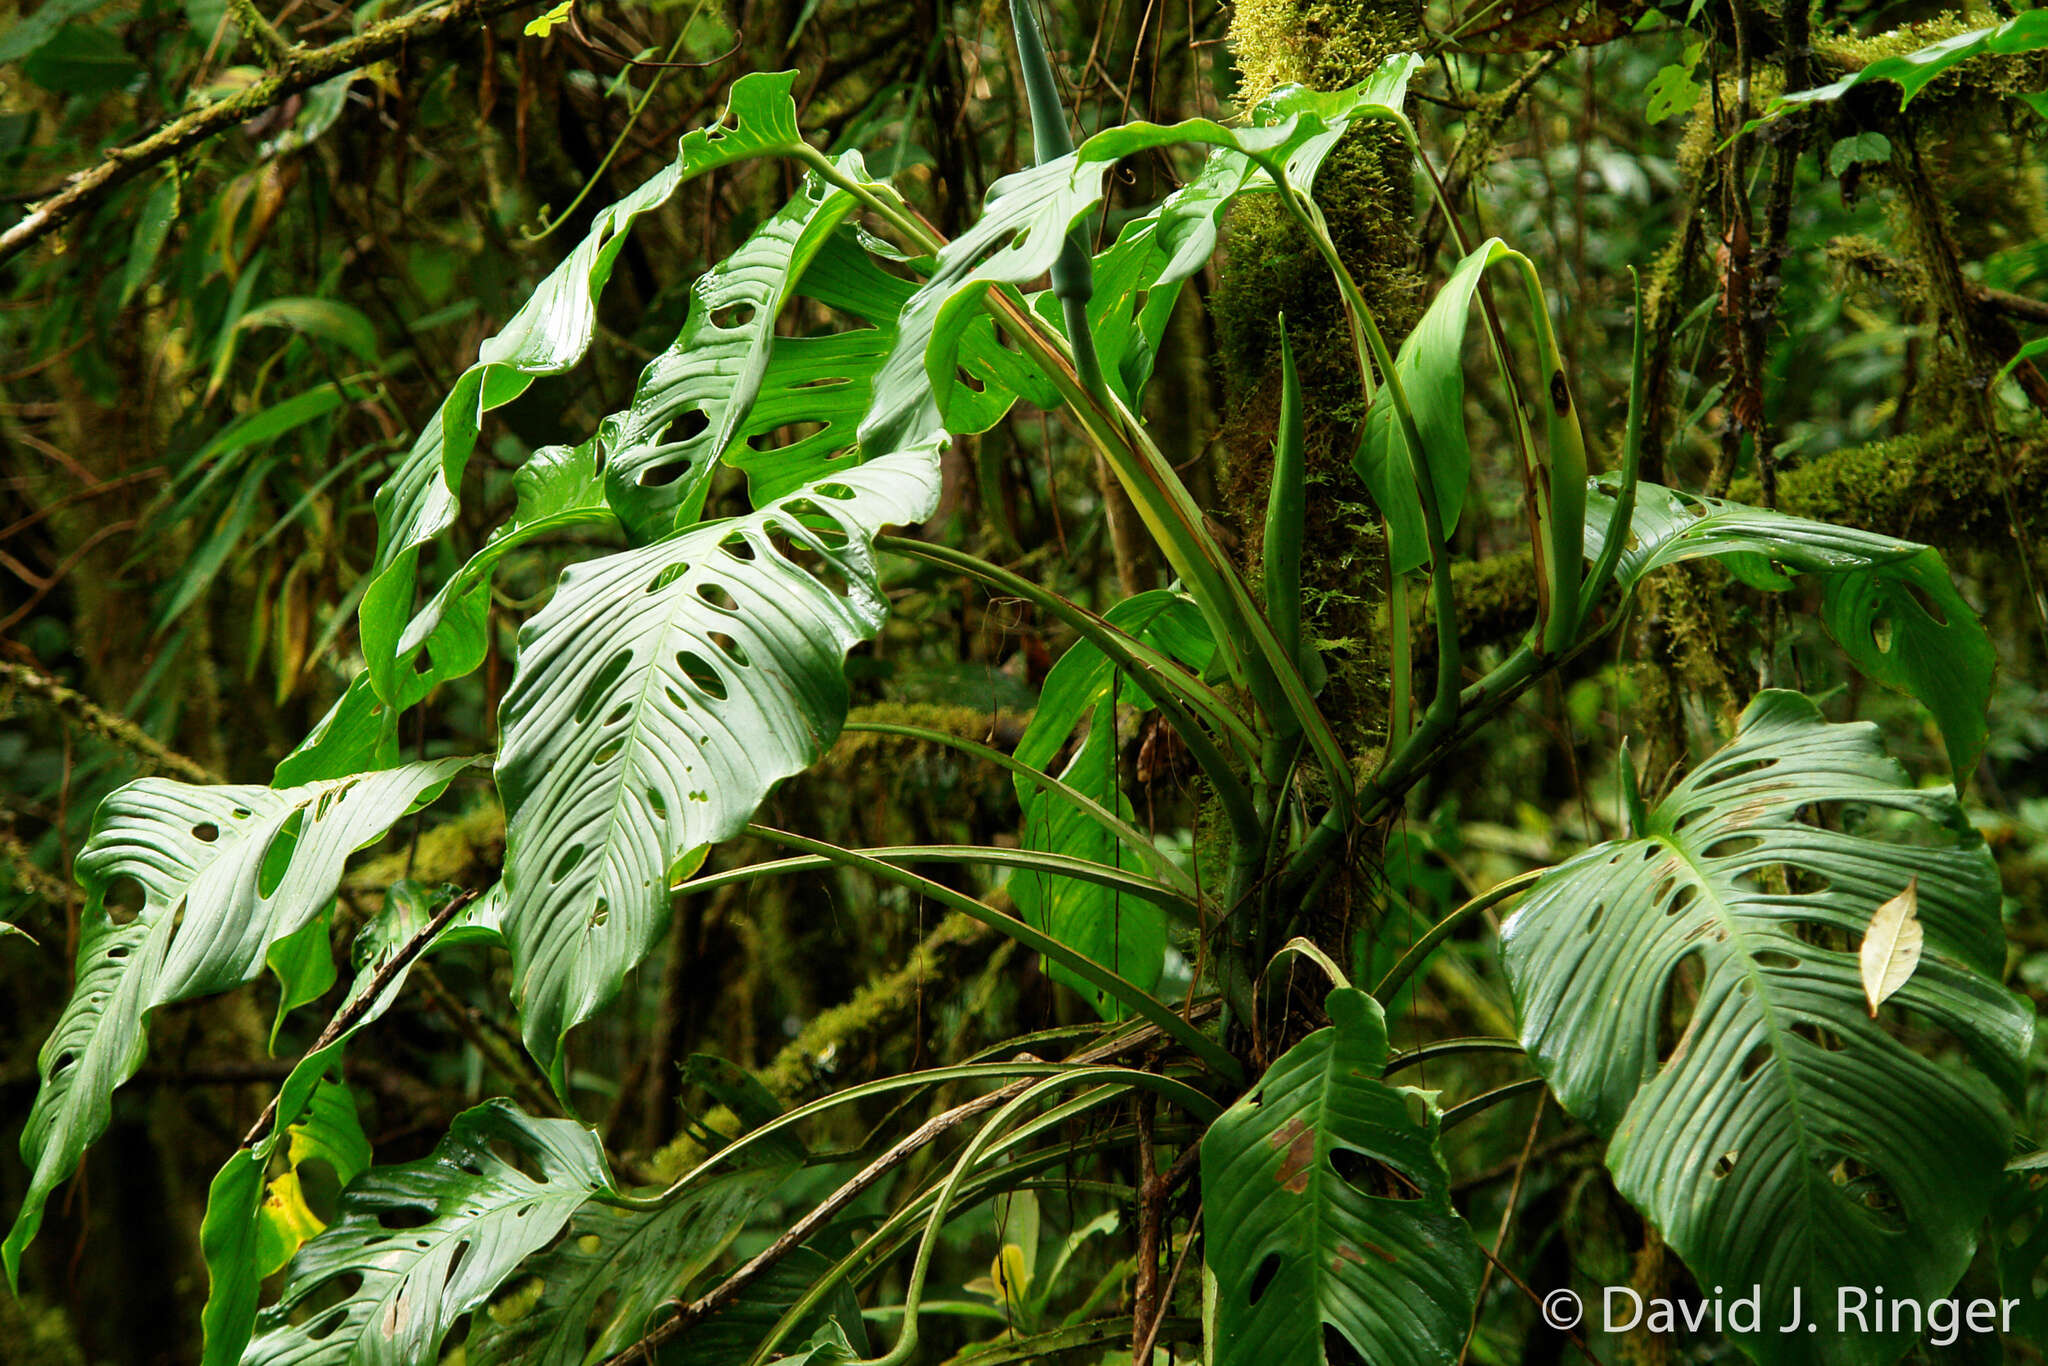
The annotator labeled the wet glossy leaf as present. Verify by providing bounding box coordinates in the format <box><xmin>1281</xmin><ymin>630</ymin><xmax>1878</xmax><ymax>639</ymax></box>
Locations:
<box><xmin>1501</xmin><ymin>691</ymin><xmax>2031</xmax><ymax>1366</ymax></box>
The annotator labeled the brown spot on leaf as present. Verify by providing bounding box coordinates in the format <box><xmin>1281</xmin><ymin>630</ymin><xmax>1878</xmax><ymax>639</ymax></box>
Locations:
<box><xmin>1268</xmin><ymin>1116</ymin><xmax>1315</xmax><ymax>1194</ymax></box>
<box><xmin>1549</xmin><ymin>370</ymin><xmax>1571</xmax><ymax>416</ymax></box>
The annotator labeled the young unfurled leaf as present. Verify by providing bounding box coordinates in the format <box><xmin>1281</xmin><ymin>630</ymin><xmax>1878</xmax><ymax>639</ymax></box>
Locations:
<box><xmin>1861</xmin><ymin>878</ymin><xmax>1924</xmax><ymax>1017</ymax></box>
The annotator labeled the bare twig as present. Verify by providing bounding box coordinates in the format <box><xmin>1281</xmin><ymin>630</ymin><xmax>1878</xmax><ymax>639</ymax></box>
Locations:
<box><xmin>0</xmin><ymin>0</ymin><xmax>542</xmax><ymax>266</ymax></box>
<box><xmin>606</xmin><ymin>1014</ymin><xmax>1208</xmax><ymax>1364</ymax></box>
<box><xmin>239</xmin><ymin>887</ymin><xmax>478</xmax><ymax>1148</ymax></box>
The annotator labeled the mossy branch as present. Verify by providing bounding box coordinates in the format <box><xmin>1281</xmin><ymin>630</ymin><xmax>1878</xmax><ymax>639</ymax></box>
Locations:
<box><xmin>0</xmin><ymin>0</ymin><xmax>541</xmax><ymax>266</ymax></box>
<box><xmin>1414</xmin><ymin>429</ymin><xmax>2048</xmax><ymax>659</ymax></box>
<box><xmin>0</xmin><ymin>659</ymin><xmax>221</xmax><ymax>784</ymax></box>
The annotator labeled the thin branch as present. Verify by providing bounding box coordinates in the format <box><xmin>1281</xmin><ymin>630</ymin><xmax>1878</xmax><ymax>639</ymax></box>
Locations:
<box><xmin>606</xmin><ymin>1017</ymin><xmax>1199</xmax><ymax>1363</ymax></box>
<box><xmin>0</xmin><ymin>0</ymin><xmax>543</xmax><ymax>266</ymax></box>
<box><xmin>239</xmin><ymin>888</ymin><xmax>477</xmax><ymax>1148</ymax></box>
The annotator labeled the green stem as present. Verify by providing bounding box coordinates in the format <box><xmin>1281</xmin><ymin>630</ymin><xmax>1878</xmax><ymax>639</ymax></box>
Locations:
<box><xmin>1582</xmin><ymin>267</ymin><xmax>1647</xmax><ymax>612</ymax></box>
<box><xmin>838</xmin><ymin>721</ymin><xmax>1201</xmax><ymax>896</ymax></box>
<box><xmin>688</xmin><ymin>835</ymin><xmax>1197</xmax><ymax>921</ymax></box>
<box><xmin>1373</xmin><ymin>870</ymin><xmax>1542</xmax><ymax>1001</ymax></box>
<box><xmin>859</xmin><ymin>1069</ymin><xmax>1218</xmax><ymax>1366</ymax></box>
<box><xmin>746</xmin><ymin>826</ymin><xmax>1242</xmax><ymax>1081</ymax></box>
<box><xmin>1385</xmin><ymin>1036</ymin><xmax>1528</xmax><ymax>1075</ymax></box>
<box><xmin>878</xmin><ymin>535</ymin><xmax>1263</xmax><ymax>846</ymax></box>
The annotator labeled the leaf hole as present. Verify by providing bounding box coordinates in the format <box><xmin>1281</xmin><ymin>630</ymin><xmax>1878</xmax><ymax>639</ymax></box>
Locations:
<box><xmin>1753</xmin><ymin>949</ymin><xmax>1801</xmax><ymax>970</ymax></box>
<box><xmin>1246</xmin><ymin>1252</ymin><xmax>1282</xmax><ymax>1308</ymax></box>
<box><xmin>551</xmin><ymin>844</ymin><xmax>588</xmax><ymax>885</ymax></box>
<box><xmin>591</xmin><ymin>739</ymin><xmax>624</xmax><ymax>765</ymax></box>
<box><xmin>647</xmin><ymin>563</ymin><xmax>690</xmax><ymax>594</ymax></box>
<box><xmin>674</xmin><ymin>651</ymin><xmax>728</xmax><ymax>700</ymax></box>
<box><xmin>1739</xmin><ymin>1042</ymin><xmax>1773</xmax><ymax>1081</ymax></box>
<box><xmin>378</xmin><ymin>1203</ymin><xmax>434</xmax><ymax>1231</ymax></box>
<box><xmin>637</xmin><ymin>457</ymin><xmax>697</xmax><ymax>489</ymax></box>
<box><xmin>1791</xmin><ymin>1020</ymin><xmax>1847</xmax><ymax>1052</ymax></box>
<box><xmin>1712</xmin><ymin>1148</ymin><xmax>1739</xmax><ymax>1179</ymax></box>
<box><xmin>1903</xmin><ymin>580</ymin><xmax>1949</xmax><ymax>626</ymax></box>
<box><xmin>696</xmin><ymin>583</ymin><xmax>739</xmax><ymax>612</ymax></box>
<box><xmin>709</xmin><ymin>301</ymin><xmax>756</xmax><ymax>330</ymax></box>
<box><xmin>1655</xmin><ymin>952</ymin><xmax>1705</xmax><ymax>1066</ymax></box>
<box><xmin>192</xmin><ymin>822</ymin><xmax>220</xmax><ymax>843</ymax></box>
<box><xmin>589</xmin><ymin>897</ymin><xmax>609</xmax><ymax>929</ymax></box>
<box><xmin>708</xmin><ymin>632</ymin><xmax>750</xmax><ymax>666</ymax></box>
<box><xmin>574</xmin><ymin>651</ymin><xmax>634</xmax><ymax>725</ymax></box>
<box><xmin>1870</xmin><ymin>615</ymin><xmax>1894</xmax><ymax>653</ymax></box>
<box><xmin>719</xmin><ymin>532</ymin><xmax>756</xmax><ymax>561</ymax></box>
<box><xmin>1323</xmin><ymin>1324</ymin><xmax>1368</xmax><ymax>1366</ymax></box>
<box><xmin>1703</xmin><ymin>835</ymin><xmax>1763</xmax><ymax>859</ymax></box>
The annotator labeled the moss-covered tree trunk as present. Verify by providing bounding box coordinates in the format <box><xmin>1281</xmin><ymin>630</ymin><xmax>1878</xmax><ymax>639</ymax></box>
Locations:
<box><xmin>1212</xmin><ymin>0</ymin><xmax>1423</xmax><ymax>953</ymax></box>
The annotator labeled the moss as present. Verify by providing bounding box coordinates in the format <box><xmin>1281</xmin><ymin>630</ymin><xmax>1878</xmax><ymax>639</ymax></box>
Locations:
<box><xmin>1732</xmin><ymin>429</ymin><xmax>2048</xmax><ymax>544</ymax></box>
<box><xmin>343</xmin><ymin>804</ymin><xmax>508</xmax><ymax>899</ymax></box>
<box><xmin>646</xmin><ymin>910</ymin><xmax>997</xmax><ymax>1183</ymax></box>
<box><xmin>1214</xmin><ymin>0</ymin><xmax>1425</xmax><ymax>766</ymax></box>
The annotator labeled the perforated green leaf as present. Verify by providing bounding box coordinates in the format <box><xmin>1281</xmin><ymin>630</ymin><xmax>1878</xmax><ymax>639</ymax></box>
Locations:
<box><xmin>359</xmin><ymin>71</ymin><xmax>811</xmax><ymax>703</ymax></box>
<box><xmin>495</xmin><ymin>445</ymin><xmax>942</xmax><ymax>1088</ymax></box>
<box><xmin>1585</xmin><ymin>478</ymin><xmax>1996</xmax><ymax>778</ymax></box>
<box><xmin>1500</xmin><ymin>690</ymin><xmax>2031</xmax><ymax>1366</ymax></box>
<box><xmin>2</xmin><ymin>758</ymin><xmax>473</xmax><ymax>1286</ymax></box>
<box><xmin>201</xmin><ymin>883</ymin><xmax>500</xmax><ymax>1366</ymax></box>
<box><xmin>1200</xmin><ymin>987</ymin><xmax>1483</xmax><ymax>1366</ymax></box>
<box><xmin>602</xmin><ymin>158</ymin><xmax>860</xmax><ymax>541</ymax></box>
<box><xmin>466</xmin><ymin>1164</ymin><xmax>792</xmax><ymax>1365</ymax></box>
<box><xmin>241</xmin><ymin>1101</ymin><xmax>614</xmax><ymax>1366</ymax></box>
<box><xmin>861</xmin><ymin>57</ymin><xmax>1420</xmax><ymax>454</ymax></box>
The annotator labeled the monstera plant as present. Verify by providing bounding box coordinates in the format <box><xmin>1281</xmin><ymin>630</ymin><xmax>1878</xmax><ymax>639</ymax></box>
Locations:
<box><xmin>5</xmin><ymin>8</ymin><xmax>2030</xmax><ymax>1365</ymax></box>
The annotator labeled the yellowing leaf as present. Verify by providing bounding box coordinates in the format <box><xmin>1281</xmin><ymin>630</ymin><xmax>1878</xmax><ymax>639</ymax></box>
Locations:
<box><xmin>1861</xmin><ymin>878</ymin><xmax>1924</xmax><ymax>1017</ymax></box>
<box><xmin>968</xmin><ymin>1243</ymin><xmax>1032</xmax><ymax>1311</ymax></box>
<box><xmin>254</xmin><ymin>1171</ymin><xmax>325</xmax><ymax>1277</ymax></box>
<box><xmin>524</xmin><ymin>1</ymin><xmax>573</xmax><ymax>37</ymax></box>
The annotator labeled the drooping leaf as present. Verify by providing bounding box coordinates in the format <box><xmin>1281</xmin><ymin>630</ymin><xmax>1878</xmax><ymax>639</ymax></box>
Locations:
<box><xmin>2</xmin><ymin>757</ymin><xmax>473</xmax><ymax>1286</ymax></box>
<box><xmin>241</xmin><ymin>1101</ymin><xmax>616</xmax><ymax>1366</ymax></box>
<box><xmin>201</xmin><ymin>880</ymin><xmax>489</xmax><ymax>1366</ymax></box>
<box><xmin>601</xmin><ymin>158</ymin><xmax>861</xmax><ymax>541</ymax></box>
<box><xmin>1200</xmin><ymin>987</ymin><xmax>1484</xmax><ymax>1366</ymax></box>
<box><xmin>1011</xmin><ymin>591</ymin><xmax>1211</xmax><ymax>1015</ymax></box>
<box><xmin>495</xmin><ymin>445</ymin><xmax>942</xmax><ymax>1089</ymax></box>
<box><xmin>263</xmin><ymin>908</ymin><xmax>337</xmax><ymax>1051</ymax></box>
<box><xmin>666</xmin><ymin>1244</ymin><xmax>871</xmax><ymax>1365</ymax></box>
<box><xmin>465</xmin><ymin>1164</ymin><xmax>793</xmax><ymax>1366</ymax></box>
<box><xmin>359</xmin><ymin>71</ymin><xmax>812</xmax><ymax>705</ymax></box>
<box><xmin>1583</xmin><ymin>478</ymin><xmax>1996</xmax><ymax>779</ymax></box>
<box><xmin>1500</xmin><ymin>690</ymin><xmax>2031</xmax><ymax>1366</ymax></box>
